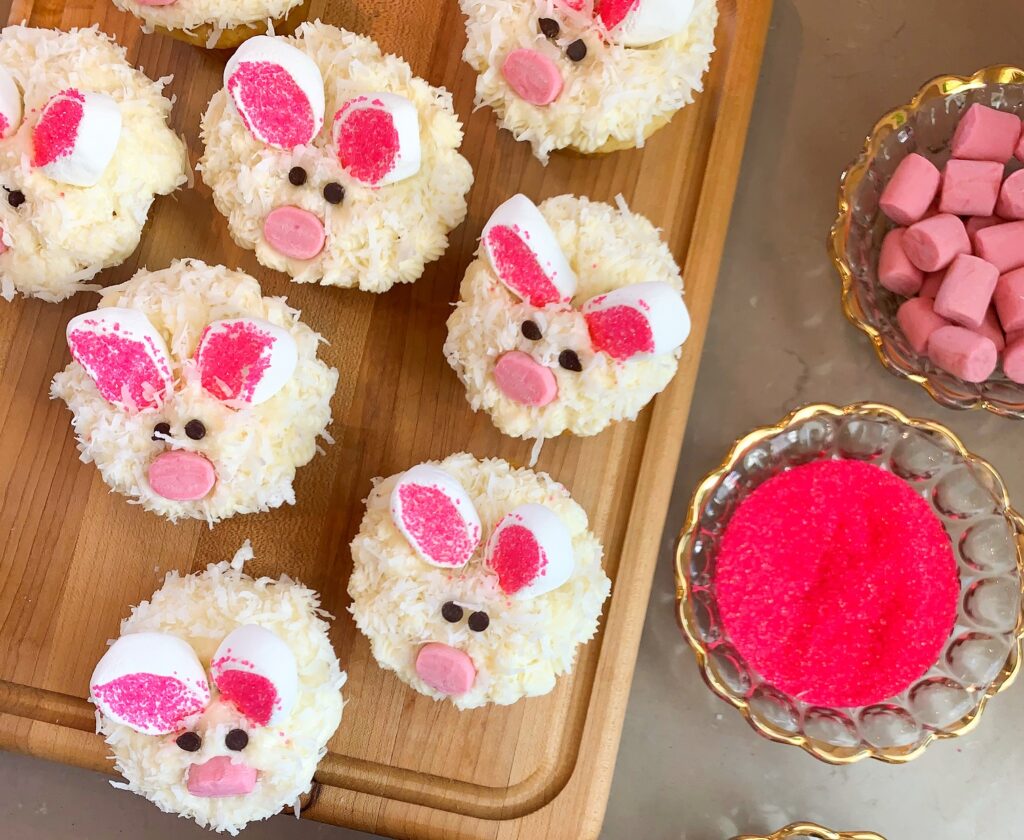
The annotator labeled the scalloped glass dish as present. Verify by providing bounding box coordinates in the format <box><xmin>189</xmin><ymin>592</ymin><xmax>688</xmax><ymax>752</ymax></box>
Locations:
<box><xmin>675</xmin><ymin>403</ymin><xmax>1024</xmax><ymax>764</ymax></box>
<box><xmin>732</xmin><ymin>824</ymin><xmax>885</xmax><ymax>840</ymax></box>
<box><xmin>829</xmin><ymin>66</ymin><xmax>1024</xmax><ymax>416</ymax></box>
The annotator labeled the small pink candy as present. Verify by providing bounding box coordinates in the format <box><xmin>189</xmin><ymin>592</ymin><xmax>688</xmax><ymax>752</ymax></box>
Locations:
<box><xmin>976</xmin><ymin>306</ymin><xmax>1006</xmax><ymax>353</ymax></box>
<box><xmin>263</xmin><ymin>206</ymin><xmax>325</xmax><ymax>261</ymax></box>
<box><xmin>975</xmin><ymin>221</ymin><xmax>1024</xmax><ymax>273</ymax></box>
<box><xmin>965</xmin><ymin>215</ymin><xmax>1004</xmax><ymax>250</ymax></box>
<box><xmin>415</xmin><ymin>643</ymin><xmax>476</xmax><ymax>696</ymax></box>
<box><xmin>928</xmin><ymin>325</ymin><xmax>998</xmax><ymax>383</ymax></box>
<box><xmin>919</xmin><ymin>271</ymin><xmax>944</xmax><ymax>299</ymax></box>
<box><xmin>877</xmin><ymin>228</ymin><xmax>923</xmax><ymax>296</ymax></box>
<box><xmin>493</xmin><ymin>351</ymin><xmax>558</xmax><ymax>407</ymax></box>
<box><xmin>939</xmin><ymin>159</ymin><xmax>1003</xmax><ymax>217</ymax></box>
<box><xmin>1003</xmin><ymin>336</ymin><xmax>1024</xmax><ymax>383</ymax></box>
<box><xmin>952</xmin><ymin>103</ymin><xmax>1022</xmax><ymax>163</ymax></box>
<box><xmin>1016</xmin><ymin>124</ymin><xmax>1024</xmax><ymax>162</ymax></box>
<box><xmin>897</xmin><ymin>297</ymin><xmax>950</xmax><ymax>355</ymax></box>
<box><xmin>879</xmin><ymin>153</ymin><xmax>941</xmax><ymax>225</ymax></box>
<box><xmin>502</xmin><ymin>49</ymin><xmax>563</xmax><ymax>106</ymax></box>
<box><xmin>903</xmin><ymin>213</ymin><xmax>971</xmax><ymax>272</ymax></box>
<box><xmin>933</xmin><ymin>253</ymin><xmax>999</xmax><ymax>329</ymax></box>
<box><xmin>186</xmin><ymin>756</ymin><xmax>257</xmax><ymax>798</ymax></box>
<box><xmin>997</xmin><ymin>169</ymin><xmax>1024</xmax><ymax>220</ymax></box>
<box><xmin>994</xmin><ymin>267</ymin><xmax>1024</xmax><ymax>332</ymax></box>
<box><xmin>148</xmin><ymin>450</ymin><xmax>216</xmax><ymax>501</ymax></box>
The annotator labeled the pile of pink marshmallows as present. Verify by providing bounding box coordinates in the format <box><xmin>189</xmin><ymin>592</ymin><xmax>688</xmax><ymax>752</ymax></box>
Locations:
<box><xmin>879</xmin><ymin>103</ymin><xmax>1024</xmax><ymax>383</ymax></box>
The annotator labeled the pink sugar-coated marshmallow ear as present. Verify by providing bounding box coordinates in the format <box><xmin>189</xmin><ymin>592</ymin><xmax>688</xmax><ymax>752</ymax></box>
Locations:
<box><xmin>933</xmin><ymin>253</ymin><xmax>999</xmax><ymax>330</ymax></box>
<box><xmin>186</xmin><ymin>756</ymin><xmax>258</xmax><ymax>798</ymax></box>
<box><xmin>879</xmin><ymin>154</ymin><xmax>941</xmax><ymax>225</ymax></box>
<box><xmin>0</xmin><ymin>65</ymin><xmax>22</xmax><ymax>140</ymax></box>
<box><xmin>390</xmin><ymin>464</ymin><xmax>482</xmax><ymax>568</ymax></box>
<box><xmin>897</xmin><ymin>297</ymin><xmax>950</xmax><ymax>355</ymax></box>
<box><xmin>965</xmin><ymin>215</ymin><xmax>1004</xmax><ymax>250</ymax></box>
<box><xmin>66</xmin><ymin>307</ymin><xmax>173</xmax><ymax>410</ymax></box>
<box><xmin>415</xmin><ymin>643</ymin><xmax>476</xmax><ymax>696</ymax></box>
<box><xmin>974</xmin><ymin>220</ymin><xmax>1024</xmax><ymax>273</ymax></box>
<box><xmin>485</xmin><ymin>503</ymin><xmax>574</xmax><ymax>599</ymax></box>
<box><xmin>33</xmin><ymin>88</ymin><xmax>121</xmax><ymax>187</ymax></box>
<box><xmin>482</xmin><ymin>194</ymin><xmax>577</xmax><ymax>307</ymax></box>
<box><xmin>877</xmin><ymin>228</ymin><xmax>923</xmax><ymax>296</ymax></box>
<box><xmin>333</xmin><ymin>93</ymin><xmax>421</xmax><ymax>186</ymax></box>
<box><xmin>919</xmin><ymin>271</ymin><xmax>944</xmax><ymax>299</ymax></box>
<box><xmin>994</xmin><ymin>267</ymin><xmax>1024</xmax><ymax>332</ymax></box>
<box><xmin>939</xmin><ymin>159</ymin><xmax>1003</xmax><ymax>217</ymax></box>
<box><xmin>582</xmin><ymin>282</ymin><xmax>690</xmax><ymax>360</ymax></box>
<box><xmin>902</xmin><ymin>213</ymin><xmax>971</xmax><ymax>272</ymax></box>
<box><xmin>502</xmin><ymin>49</ymin><xmax>563</xmax><ymax>106</ymax></box>
<box><xmin>224</xmin><ymin>36</ymin><xmax>325</xmax><ymax>150</ymax></box>
<box><xmin>211</xmin><ymin>625</ymin><xmax>299</xmax><ymax>727</ymax></box>
<box><xmin>194</xmin><ymin>318</ymin><xmax>298</xmax><ymax>406</ymax></box>
<box><xmin>976</xmin><ymin>306</ymin><xmax>1006</xmax><ymax>353</ymax></box>
<box><xmin>996</xmin><ymin>169</ymin><xmax>1024</xmax><ymax>220</ymax></box>
<box><xmin>90</xmin><ymin>632</ymin><xmax>211</xmax><ymax>735</ymax></box>
<box><xmin>1003</xmin><ymin>336</ymin><xmax>1024</xmax><ymax>383</ymax></box>
<box><xmin>951</xmin><ymin>103</ymin><xmax>1022</xmax><ymax>164</ymax></box>
<box><xmin>598</xmin><ymin>0</ymin><xmax>695</xmax><ymax>47</ymax></box>
<box><xmin>928</xmin><ymin>325</ymin><xmax>998</xmax><ymax>383</ymax></box>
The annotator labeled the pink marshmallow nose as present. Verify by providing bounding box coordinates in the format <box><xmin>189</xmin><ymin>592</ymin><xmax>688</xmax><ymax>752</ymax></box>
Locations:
<box><xmin>148</xmin><ymin>450</ymin><xmax>216</xmax><ymax>501</ymax></box>
<box><xmin>415</xmin><ymin>643</ymin><xmax>476</xmax><ymax>696</ymax></box>
<box><xmin>502</xmin><ymin>49</ymin><xmax>564</xmax><ymax>106</ymax></box>
<box><xmin>186</xmin><ymin>756</ymin><xmax>257</xmax><ymax>798</ymax></box>
<box><xmin>263</xmin><ymin>206</ymin><xmax>326</xmax><ymax>261</ymax></box>
<box><xmin>494</xmin><ymin>351</ymin><xmax>558</xmax><ymax>407</ymax></box>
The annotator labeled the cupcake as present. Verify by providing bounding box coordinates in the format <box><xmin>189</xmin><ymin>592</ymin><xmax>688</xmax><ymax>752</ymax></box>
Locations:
<box><xmin>200</xmin><ymin>23</ymin><xmax>474</xmax><ymax>292</ymax></box>
<box><xmin>460</xmin><ymin>0</ymin><xmax>718</xmax><ymax>162</ymax></box>
<box><xmin>0</xmin><ymin>25</ymin><xmax>188</xmax><ymax>301</ymax></box>
<box><xmin>112</xmin><ymin>0</ymin><xmax>312</xmax><ymax>50</ymax></box>
<box><xmin>51</xmin><ymin>259</ymin><xmax>339</xmax><ymax>524</ymax></box>
<box><xmin>90</xmin><ymin>542</ymin><xmax>346</xmax><ymax>834</ymax></box>
<box><xmin>348</xmin><ymin>453</ymin><xmax>611</xmax><ymax>709</ymax></box>
<box><xmin>444</xmin><ymin>193</ymin><xmax>690</xmax><ymax>442</ymax></box>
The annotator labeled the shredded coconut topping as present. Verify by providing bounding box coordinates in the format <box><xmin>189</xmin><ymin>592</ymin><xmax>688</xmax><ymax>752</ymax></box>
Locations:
<box><xmin>113</xmin><ymin>0</ymin><xmax>303</xmax><ymax>34</ymax></box>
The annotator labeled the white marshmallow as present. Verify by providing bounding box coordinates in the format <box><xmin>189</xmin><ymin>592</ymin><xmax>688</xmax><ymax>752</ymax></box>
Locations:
<box><xmin>211</xmin><ymin>625</ymin><xmax>299</xmax><ymax>726</ymax></box>
<box><xmin>224</xmin><ymin>36</ymin><xmax>325</xmax><ymax>149</ymax></box>
<box><xmin>332</xmin><ymin>93</ymin><xmax>422</xmax><ymax>186</ymax></box>
<box><xmin>481</xmin><ymin>194</ymin><xmax>577</xmax><ymax>307</ymax></box>
<box><xmin>610</xmin><ymin>0</ymin><xmax>694</xmax><ymax>47</ymax></box>
<box><xmin>194</xmin><ymin>318</ymin><xmax>298</xmax><ymax>406</ymax></box>
<box><xmin>582</xmin><ymin>281</ymin><xmax>690</xmax><ymax>359</ymax></box>
<box><xmin>66</xmin><ymin>307</ymin><xmax>174</xmax><ymax>409</ymax></box>
<box><xmin>390</xmin><ymin>464</ymin><xmax>482</xmax><ymax>568</ymax></box>
<box><xmin>0</xmin><ymin>65</ymin><xmax>22</xmax><ymax>140</ymax></box>
<box><xmin>485</xmin><ymin>503</ymin><xmax>574</xmax><ymax>599</ymax></box>
<box><xmin>34</xmin><ymin>89</ymin><xmax>121</xmax><ymax>187</ymax></box>
<box><xmin>90</xmin><ymin>632</ymin><xmax>211</xmax><ymax>735</ymax></box>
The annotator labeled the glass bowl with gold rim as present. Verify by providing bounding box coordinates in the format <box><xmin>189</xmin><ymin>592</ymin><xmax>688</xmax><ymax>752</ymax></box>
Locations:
<box><xmin>675</xmin><ymin>403</ymin><xmax>1024</xmax><ymax>764</ymax></box>
<box><xmin>732</xmin><ymin>824</ymin><xmax>885</xmax><ymax>840</ymax></box>
<box><xmin>829</xmin><ymin>66</ymin><xmax>1024</xmax><ymax>416</ymax></box>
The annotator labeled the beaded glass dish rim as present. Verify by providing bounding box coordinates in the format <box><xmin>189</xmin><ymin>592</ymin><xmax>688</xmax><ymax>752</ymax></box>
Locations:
<box><xmin>732</xmin><ymin>823</ymin><xmax>886</xmax><ymax>840</ymax></box>
<box><xmin>829</xmin><ymin>65</ymin><xmax>1024</xmax><ymax>417</ymax></box>
<box><xmin>674</xmin><ymin>402</ymin><xmax>1024</xmax><ymax>765</ymax></box>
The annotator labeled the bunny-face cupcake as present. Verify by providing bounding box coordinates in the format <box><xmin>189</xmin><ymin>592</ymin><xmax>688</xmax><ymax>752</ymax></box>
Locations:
<box><xmin>0</xmin><ymin>25</ymin><xmax>188</xmax><ymax>301</ymax></box>
<box><xmin>90</xmin><ymin>543</ymin><xmax>346</xmax><ymax>834</ymax></box>
<box><xmin>444</xmin><ymin>194</ymin><xmax>690</xmax><ymax>441</ymax></box>
<box><xmin>51</xmin><ymin>260</ymin><xmax>339</xmax><ymax>524</ymax></box>
<box><xmin>460</xmin><ymin>0</ymin><xmax>718</xmax><ymax>162</ymax></box>
<box><xmin>200</xmin><ymin>23</ymin><xmax>474</xmax><ymax>292</ymax></box>
<box><xmin>349</xmin><ymin>453</ymin><xmax>611</xmax><ymax>709</ymax></box>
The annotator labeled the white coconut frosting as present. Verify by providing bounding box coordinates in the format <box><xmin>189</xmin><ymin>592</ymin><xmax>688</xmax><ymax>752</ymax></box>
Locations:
<box><xmin>460</xmin><ymin>0</ymin><xmax>718</xmax><ymax>162</ymax></box>
<box><xmin>349</xmin><ymin>453</ymin><xmax>611</xmax><ymax>710</ymax></box>
<box><xmin>200</xmin><ymin>21</ymin><xmax>474</xmax><ymax>292</ymax></box>
<box><xmin>0</xmin><ymin>25</ymin><xmax>188</xmax><ymax>301</ymax></box>
<box><xmin>113</xmin><ymin>0</ymin><xmax>305</xmax><ymax>36</ymax></box>
<box><xmin>95</xmin><ymin>543</ymin><xmax>346</xmax><ymax>835</ymax></box>
<box><xmin>51</xmin><ymin>260</ymin><xmax>339</xmax><ymax>524</ymax></box>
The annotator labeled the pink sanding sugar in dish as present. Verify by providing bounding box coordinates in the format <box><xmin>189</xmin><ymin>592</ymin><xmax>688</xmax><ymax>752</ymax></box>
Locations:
<box><xmin>714</xmin><ymin>459</ymin><xmax>959</xmax><ymax>708</ymax></box>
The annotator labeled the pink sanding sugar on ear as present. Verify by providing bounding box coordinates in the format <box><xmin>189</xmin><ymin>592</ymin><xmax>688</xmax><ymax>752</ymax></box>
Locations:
<box><xmin>31</xmin><ymin>88</ymin><xmax>84</xmax><ymax>168</ymax></box>
<box><xmin>595</xmin><ymin>0</ymin><xmax>639</xmax><ymax>29</ymax></box>
<box><xmin>489</xmin><ymin>524</ymin><xmax>548</xmax><ymax>595</ymax></box>
<box><xmin>67</xmin><ymin>322</ymin><xmax>172</xmax><ymax>409</ymax></box>
<box><xmin>485</xmin><ymin>226</ymin><xmax>564</xmax><ymax>307</ymax></box>
<box><xmin>585</xmin><ymin>304</ymin><xmax>655</xmax><ymax>360</ymax></box>
<box><xmin>335</xmin><ymin>105</ymin><xmax>399</xmax><ymax>185</ymax></box>
<box><xmin>228</xmin><ymin>63</ymin><xmax>317</xmax><ymax>150</ymax></box>
<box><xmin>197</xmin><ymin>322</ymin><xmax>273</xmax><ymax>401</ymax></box>
<box><xmin>214</xmin><ymin>668</ymin><xmax>279</xmax><ymax>727</ymax></box>
<box><xmin>91</xmin><ymin>673</ymin><xmax>206</xmax><ymax>734</ymax></box>
<box><xmin>397</xmin><ymin>484</ymin><xmax>480</xmax><ymax>567</ymax></box>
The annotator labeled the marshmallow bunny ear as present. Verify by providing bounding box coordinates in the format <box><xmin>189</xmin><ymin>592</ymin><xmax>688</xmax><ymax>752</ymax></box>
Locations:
<box><xmin>0</xmin><ymin>65</ymin><xmax>22</xmax><ymax>140</ymax></box>
<box><xmin>90</xmin><ymin>632</ymin><xmax>211</xmax><ymax>735</ymax></box>
<box><xmin>224</xmin><ymin>36</ymin><xmax>325</xmax><ymax>149</ymax></box>
<box><xmin>211</xmin><ymin>625</ymin><xmax>299</xmax><ymax>726</ymax></box>
<box><xmin>582</xmin><ymin>282</ymin><xmax>690</xmax><ymax>361</ymax></box>
<box><xmin>596</xmin><ymin>0</ymin><xmax>694</xmax><ymax>47</ymax></box>
<box><xmin>32</xmin><ymin>88</ymin><xmax>121</xmax><ymax>187</ymax></box>
<box><xmin>481</xmin><ymin>194</ymin><xmax>577</xmax><ymax>308</ymax></box>
<box><xmin>194</xmin><ymin>318</ymin><xmax>298</xmax><ymax>407</ymax></box>
<box><xmin>67</xmin><ymin>308</ymin><xmax>174</xmax><ymax>410</ymax></box>
<box><xmin>390</xmin><ymin>465</ymin><xmax>482</xmax><ymax>568</ymax></box>
<box><xmin>485</xmin><ymin>504</ymin><xmax>574</xmax><ymax>599</ymax></box>
<box><xmin>333</xmin><ymin>93</ymin><xmax>422</xmax><ymax>186</ymax></box>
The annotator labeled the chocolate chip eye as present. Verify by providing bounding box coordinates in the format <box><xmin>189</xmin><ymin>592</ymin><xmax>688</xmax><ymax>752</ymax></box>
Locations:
<box><xmin>521</xmin><ymin>320</ymin><xmax>543</xmax><ymax>341</ymax></box>
<box><xmin>442</xmin><ymin>601</ymin><xmax>464</xmax><ymax>623</ymax></box>
<box><xmin>323</xmin><ymin>182</ymin><xmax>345</xmax><ymax>205</ymax></box>
<box><xmin>468</xmin><ymin>611</ymin><xmax>489</xmax><ymax>632</ymax></box>
<box><xmin>225</xmin><ymin>729</ymin><xmax>249</xmax><ymax>751</ymax></box>
<box><xmin>175</xmin><ymin>732</ymin><xmax>201</xmax><ymax>752</ymax></box>
<box><xmin>288</xmin><ymin>166</ymin><xmax>308</xmax><ymax>186</ymax></box>
<box><xmin>566</xmin><ymin>39</ymin><xmax>588</xmax><ymax>62</ymax></box>
<box><xmin>7</xmin><ymin>189</ymin><xmax>25</xmax><ymax>208</ymax></box>
<box><xmin>538</xmin><ymin>17</ymin><xmax>560</xmax><ymax>39</ymax></box>
<box><xmin>558</xmin><ymin>349</ymin><xmax>583</xmax><ymax>372</ymax></box>
<box><xmin>184</xmin><ymin>419</ymin><xmax>206</xmax><ymax>440</ymax></box>
<box><xmin>152</xmin><ymin>422</ymin><xmax>171</xmax><ymax>441</ymax></box>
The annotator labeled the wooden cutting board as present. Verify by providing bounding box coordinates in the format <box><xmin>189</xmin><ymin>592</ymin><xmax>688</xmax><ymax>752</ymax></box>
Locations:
<box><xmin>0</xmin><ymin>0</ymin><xmax>771</xmax><ymax>837</ymax></box>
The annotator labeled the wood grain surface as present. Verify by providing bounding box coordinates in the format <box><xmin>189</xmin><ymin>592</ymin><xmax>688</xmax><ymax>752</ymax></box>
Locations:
<box><xmin>0</xmin><ymin>1</ymin><xmax>771</xmax><ymax>838</ymax></box>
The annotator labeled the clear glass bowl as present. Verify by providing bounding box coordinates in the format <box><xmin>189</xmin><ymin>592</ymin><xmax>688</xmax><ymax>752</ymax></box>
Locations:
<box><xmin>675</xmin><ymin>403</ymin><xmax>1024</xmax><ymax>764</ymax></box>
<box><xmin>732</xmin><ymin>824</ymin><xmax>885</xmax><ymax>840</ymax></box>
<box><xmin>829</xmin><ymin>66</ymin><xmax>1024</xmax><ymax>416</ymax></box>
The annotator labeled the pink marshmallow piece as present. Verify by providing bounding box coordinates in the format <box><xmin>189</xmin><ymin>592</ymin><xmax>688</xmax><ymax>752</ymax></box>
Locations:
<box><xmin>939</xmin><ymin>159</ymin><xmax>1003</xmax><ymax>217</ymax></box>
<box><xmin>415</xmin><ymin>643</ymin><xmax>476</xmax><ymax>695</ymax></box>
<box><xmin>951</xmin><ymin>103</ymin><xmax>1022</xmax><ymax>163</ymax></box>
<box><xmin>920</xmin><ymin>271</ymin><xmax>944</xmax><ymax>299</ymax></box>
<box><xmin>997</xmin><ymin>169</ymin><xmax>1024</xmax><ymax>220</ymax></box>
<box><xmin>975</xmin><ymin>306</ymin><xmax>1006</xmax><ymax>353</ymax></box>
<box><xmin>879</xmin><ymin>153</ymin><xmax>941</xmax><ymax>225</ymax></box>
<box><xmin>965</xmin><ymin>215</ymin><xmax>1004</xmax><ymax>250</ymax></box>
<box><xmin>933</xmin><ymin>253</ymin><xmax>999</xmax><ymax>329</ymax></box>
<box><xmin>148</xmin><ymin>450</ymin><xmax>216</xmax><ymax>501</ymax></box>
<box><xmin>877</xmin><ymin>228</ymin><xmax>923</xmax><ymax>296</ymax></box>
<box><xmin>974</xmin><ymin>220</ymin><xmax>1024</xmax><ymax>273</ymax></box>
<box><xmin>903</xmin><ymin>213</ymin><xmax>972</xmax><ymax>272</ymax></box>
<box><xmin>1016</xmin><ymin>123</ymin><xmax>1024</xmax><ymax>162</ymax></box>
<box><xmin>928</xmin><ymin>325</ymin><xmax>998</xmax><ymax>382</ymax></box>
<box><xmin>502</xmin><ymin>49</ymin><xmax>563</xmax><ymax>106</ymax></box>
<box><xmin>263</xmin><ymin>206</ymin><xmax>325</xmax><ymax>261</ymax></box>
<box><xmin>897</xmin><ymin>297</ymin><xmax>950</xmax><ymax>355</ymax></box>
<box><xmin>1003</xmin><ymin>336</ymin><xmax>1024</xmax><ymax>383</ymax></box>
<box><xmin>994</xmin><ymin>266</ymin><xmax>1024</xmax><ymax>332</ymax></box>
<box><xmin>493</xmin><ymin>351</ymin><xmax>558</xmax><ymax>407</ymax></box>
<box><xmin>186</xmin><ymin>756</ymin><xmax>258</xmax><ymax>798</ymax></box>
